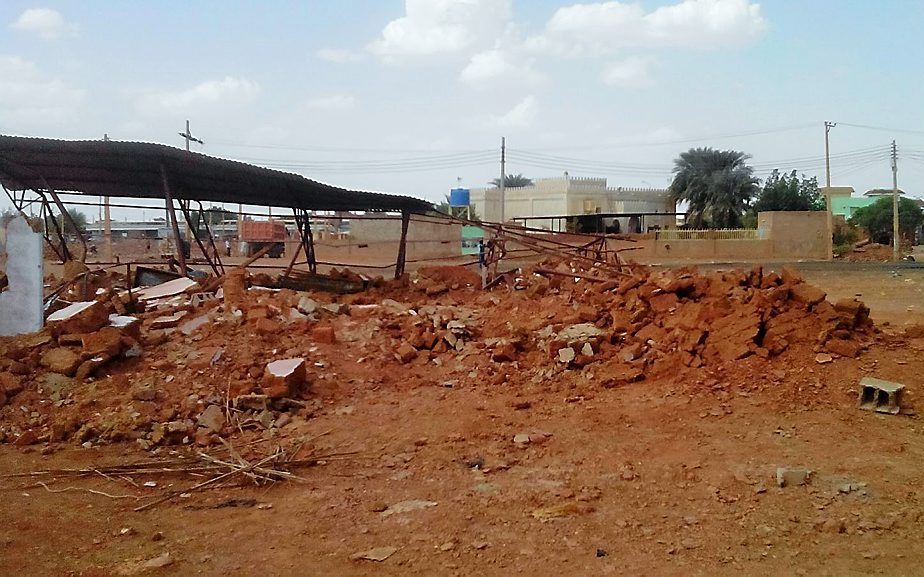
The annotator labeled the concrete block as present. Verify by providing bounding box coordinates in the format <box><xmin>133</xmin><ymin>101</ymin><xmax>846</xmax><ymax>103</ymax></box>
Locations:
<box><xmin>0</xmin><ymin>216</ymin><xmax>43</xmax><ymax>336</ymax></box>
<box><xmin>858</xmin><ymin>377</ymin><xmax>904</xmax><ymax>414</ymax></box>
<box><xmin>47</xmin><ymin>301</ymin><xmax>109</xmax><ymax>337</ymax></box>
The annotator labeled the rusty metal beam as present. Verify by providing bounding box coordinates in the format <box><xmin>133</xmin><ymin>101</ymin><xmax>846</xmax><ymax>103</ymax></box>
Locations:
<box><xmin>179</xmin><ymin>200</ymin><xmax>220</xmax><ymax>276</ymax></box>
<box><xmin>196</xmin><ymin>201</ymin><xmax>225</xmax><ymax>274</ymax></box>
<box><xmin>159</xmin><ymin>164</ymin><xmax>187</xmax><ymax>276</ymax></box>
<box><xmin>394</xmin><ymin>210</ymin><xmax>410</xmax><ymax>279</ymax></box>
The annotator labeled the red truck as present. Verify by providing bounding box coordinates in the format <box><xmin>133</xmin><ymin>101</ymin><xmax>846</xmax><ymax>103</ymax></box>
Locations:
<box><xmin>240</xmin><ymin>220</ymin><xmax>287</xmax><ymax>258</ymax></box>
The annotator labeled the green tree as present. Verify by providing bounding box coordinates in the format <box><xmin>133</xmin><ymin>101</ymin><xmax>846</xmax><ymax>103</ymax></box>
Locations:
<box><xmin>849</xmin><ymin>196</ymin><xmax>923</xmax><ymax>245</ymax></box>
<box><xmin>45</xmin><ymin>208</ymin><xmax>87</xmax><ymax>235</ymax></box>
<box><xmin>753</xmin><ymin>170</ymin><xmax>825</xmax><ymax>212</ymax></box>
<box><xmin>669</xmin><ymin>148</ymin><xmax>759</xmax><ymax>228</ymax></box>
<box><xmin>489</xmin><ymin>173</ymin><xmax>533</xmax><ymax>188</ymax></box>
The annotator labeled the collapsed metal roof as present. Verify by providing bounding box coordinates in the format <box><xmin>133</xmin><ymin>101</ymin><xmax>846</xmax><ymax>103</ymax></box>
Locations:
<box><xmin>0</xmin><ymin>135</ymin><xmax>432</xmax><ymax>213</ymax></box>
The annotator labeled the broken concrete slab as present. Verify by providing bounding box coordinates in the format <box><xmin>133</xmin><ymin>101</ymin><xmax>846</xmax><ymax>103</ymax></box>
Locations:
<box><xmin>776</xmin><ymin>467</ymin><xmax>812</xmax><ymax>488</ymax></box>
<box><xmin>46</xmin><ymin>301</ymin><xmax>109</xmax><ymax>338</ymax></box>
<box><xmin>858</xmin><ymin>377</ymin><xmax>904</xmax><ymax>415</ymax></box>
<box><xmin>150</xmin><ymin>311</ymin><xmax>189</xmax><ymax>330</ymax></box>
<box><xmin>263</xmin><ymin>358</ymin><xmax>306</xmax><ymax>398</ymax></box>
<box><xmin>133</xmin><ymin>277</ymin><xmax>199</xmax><ymax>301</ymax></box>
<box><xmin>350</xmin><ymin>546</ymin><xmax>398</xmax><ymax>562</ymax></box>
<box><xmin>108</xmin><ymin>315</ymin><xmax>142</xmax><ymax>340</ymax></box>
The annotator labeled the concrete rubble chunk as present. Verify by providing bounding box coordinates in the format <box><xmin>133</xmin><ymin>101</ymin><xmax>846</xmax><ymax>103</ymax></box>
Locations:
<box><xmin>557</xmin><ymin>323</ymin><xmax>605</xmax><ymax>344</ymax></box>
<box><xmin>825</xmin><ymin>338</ymin><xmax>862</xmax><ymax>358</ymax></box>
<box><xmin>108</xmin><ymin>314</ymin><xmax>141</xmax><ymax>340</ymax></box>
<box><xmin>134</xmin><ymin>277</ymin><xmax>199</xmax><ymax>301</ymax></box>
<box><xmin>179</xmin><ymin>315</ymin><xmax>210</xmax><ymax>336</ymax></box>
<box><xmin>46</xmin><ymin>301</ymin><xmax>109</xmax><ymax>337</ymax></box>
<box><xmin>40</xmin><ymin>347</ymin><xmax>81</xmax><ymax>376</ymax></box>
<box><xmin>776</xmin><ymin>467</ymin><xmax>812</xmax><ymax>488</ymax></box>
<box><xmin>223</xmin><ymin>269</ymin><xmax>246</xmax><ymax>309</ymax></box>
<box><xmin>350</xmin><ymin>546</ymin><xmax>398</xmax><ymax>562</ymax></box>
<box><xmin>263</xmin><ymin>358</ymin><xmax>307</xmax><ymax>398</ymax></box>
<box><xmin>396</xmin><ymin>342</ymin><xmax>418</xmax><ymax>363</ymax></box>
<box><xmin>296</xmin><ymin>296</ymin><xmax>318</xmax><ymax>315</ymax></box>
<box><xmin>858</xmin><ymin>377</ymin><xmax>904</xmax><ymax>414</ymax></box>
<box><xmin>379</xmin><ymin>500</ymin><xmax>438</xmax><ymax>517</ymax></box>
<box><xmin>789</xmin><ymin>283</ymin><xmax>826</xmax><ymax>306</ymax></box>
<box><xmin>558</xmin><ymin>347</ymin><xmax>576</xmax><ymax>364</ymax></box>
<box><xmin>197</xmin><ymin>404</ymin><xmax>225</xmax><ymax>434</ymax></box>
<box><xmin>81</xmin><ymin>326</ymin><xmax>124</xmax><ymax>359</ymax></box>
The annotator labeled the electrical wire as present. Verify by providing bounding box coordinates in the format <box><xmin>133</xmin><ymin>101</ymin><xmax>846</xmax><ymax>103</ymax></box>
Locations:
<box><xmin>838</xmin><ymin>123</ymin><xmax>924</xmax><ymax>136</ymax></box>
<box><xmin>515</xmin><ymin>123</ymin><xmax>818</xmax><ymax>151</ymax></box>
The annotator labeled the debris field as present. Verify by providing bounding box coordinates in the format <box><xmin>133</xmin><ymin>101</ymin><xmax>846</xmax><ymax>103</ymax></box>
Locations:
<box><xmin>3</xmin><ymin>259</ymin><xmax>924</xmax><ymax>575</ymax></box>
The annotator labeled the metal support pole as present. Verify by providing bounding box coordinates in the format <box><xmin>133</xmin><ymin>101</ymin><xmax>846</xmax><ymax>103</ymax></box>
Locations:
<box><xmin>304</xmin><ymin>212</ymin><xmax>317</xmax><ymax>274</ymax></box>
<box><xmin>395</xmin><ymin>210</ymin><xmax>410</xmax><ymax>279</ymax></box>
<box><xmin>160</xmin><ymin>164</ymin><xmax>187</xmax><ymax>276</ymax></box>
<box><xmin>824</xmin><ymin>121</ymin><xmax>836</xmax><ymax>261</ymax></box>
<box><xmin>499</xmin><ymin>136</ymin><xmax>506</xmax><ymax>224</ymax></box>
<box><xmin>892</xmin><ymin>140</ymin><xmax>900</xmax><ymax>262</ymax></box>
<box><xmin>179</xmin><ymin>201</ymin><xmax>220</xmax><ymax>276</ymax></box>
<box><xmin>46</xmin><ymin>187</ymin><xmax>86</xmax><ymax>262</ymax></box>
<box><xmin>36</xmin><ymin>192</ymin><xmax>66</xmax><ymax>261</ymax></box>
<box><xmin>282</xmin><ymin>209</ymin><xmax>305</xmax><ymax>280</ymax></box>
<box><xmin>196</xmin><ymin>201</ymin><xmax>225</xmax><ymax>274</ymax></box>
<box><xmin>40</xmin><ymin>191</ymin><xmax>71</xmax><ymax>262</ymax></box>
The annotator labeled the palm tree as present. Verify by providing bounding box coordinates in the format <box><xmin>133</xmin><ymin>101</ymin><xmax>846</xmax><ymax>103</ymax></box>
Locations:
<box><xmin>490</xmin><ymin>173</ymin><xmax>533</xmax><ymax>188</ymax></box>
<box><xmin>669</xmin><ymin>148</ymin><xmax>758</xmax><ymax>228</ymax></box>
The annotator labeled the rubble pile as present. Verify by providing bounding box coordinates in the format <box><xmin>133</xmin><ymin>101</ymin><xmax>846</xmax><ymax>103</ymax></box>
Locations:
<box><xmin>0</xmin><ymin>260</ymin><xmax>877</xmax><ymax>450</ymax></box>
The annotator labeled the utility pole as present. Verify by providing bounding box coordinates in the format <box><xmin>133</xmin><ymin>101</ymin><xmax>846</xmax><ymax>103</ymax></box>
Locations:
<box><xmin>824</xmin><ymin>121</ymin><xmax>836</xmax><ymax>261</ymax></box>
<box><xmin>891</xmin><ymin>140</ymin><xmax>900</xmax><ymax>262</ymax></box>
<box><xmin>178</xmin><ymin>119</ymin><xmax>203</xmax><ymax>151</ymax></box>
<box><xmin>178</xmin><ymin>120</ymin><xmax>203</xmax><ymax>254</ymax></box>
<box><xmin>102</xmin><ymin>133</ymin><xmax>112</xmax><ymax>261</ymax></box>
<box><xmin>499</xmin><ymin>137</ymin><xmax>506</xmax><ymax>224</ymax></box>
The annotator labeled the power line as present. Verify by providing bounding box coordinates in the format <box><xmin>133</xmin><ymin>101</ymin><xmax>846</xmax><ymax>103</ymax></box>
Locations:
<box><xmin>838</xmin><ymin>122</ymin><xmax>924</xmax><ymax>136</ymax></box>
<box><xmin>516</xmin><ymin>123</ymin><xmax>818</xmax><ymax>151</ymax></box>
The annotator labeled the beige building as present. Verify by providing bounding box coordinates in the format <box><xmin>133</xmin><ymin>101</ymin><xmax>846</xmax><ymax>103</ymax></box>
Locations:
<box><xmin>469</xmin><ymin>176</ymin><xmax>675</xmax><ymax>232</ymax></box>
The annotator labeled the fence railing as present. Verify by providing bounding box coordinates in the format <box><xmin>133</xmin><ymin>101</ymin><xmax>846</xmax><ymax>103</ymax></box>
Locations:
<box><xmin>655</xmin><ymin>228</ymin><xmax>759</xmax><ymax>241</ymax></box>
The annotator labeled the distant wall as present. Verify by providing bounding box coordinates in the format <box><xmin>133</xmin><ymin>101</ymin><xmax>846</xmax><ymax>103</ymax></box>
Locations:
<box><xmin>757</xmin><ymin>211</ymin><xmax>828</xmax><ymax>260</ymax></box>
<box><xmin>591</xmin><ymin>211</ymin><xmax>828</xmax><ymax>263</ymax></box>
<box><xmin>314</xmin><ymin>215</ymin><xmax>462</xmax><ymax>263</ymax></box>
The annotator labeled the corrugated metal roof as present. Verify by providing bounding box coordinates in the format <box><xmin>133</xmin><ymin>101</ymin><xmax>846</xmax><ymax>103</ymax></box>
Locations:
<box><xmin>0</xmin><ymin>135</ymin><xmax>432</xmax><ymax>213</ymax></box>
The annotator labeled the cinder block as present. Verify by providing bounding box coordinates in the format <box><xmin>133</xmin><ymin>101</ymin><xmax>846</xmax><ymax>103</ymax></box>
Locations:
<box><xmin>858</xmin><ymin>377</ymin><xmax>904</xmax><ymax>414</ymax></box>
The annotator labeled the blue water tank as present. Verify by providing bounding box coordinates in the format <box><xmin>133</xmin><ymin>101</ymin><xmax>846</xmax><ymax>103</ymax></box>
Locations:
<box><xmin>449</xmin><ymin>187</ymin><xmax>470</xmax><ymax>207</ymax></box>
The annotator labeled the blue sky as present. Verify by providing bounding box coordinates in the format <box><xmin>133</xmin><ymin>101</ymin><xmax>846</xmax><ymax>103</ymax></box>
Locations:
<box><xmin>2</xmin><ymin>1</ymin><xmax>924</xmax><ymax>219</ymax></box>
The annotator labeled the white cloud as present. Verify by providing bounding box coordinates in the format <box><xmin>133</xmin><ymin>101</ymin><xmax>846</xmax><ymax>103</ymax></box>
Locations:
<box><xmin>601</xmin><ymin>56</ymin><xmax>654</xmax><ymax>87</ymax></box>
<box><xmin>495</xmin><ymin>95</ymin><xmax>538</xmax><ymax>129</ymax></box>
<box><xmin>316</xmin><ymin>48</ymin><xmax>362</xmax><ymax>63</ymax></box>
<box><xmin>459</xmin><ymin>48</ymin><xmax>543</xmax><ymax>87</ymax></box>
<box><xmin>368</xmin><ymin>0</ymin><xmax>512</xmax><ymax>62</ymax></box>
<box><xmin>0</xmin><ymin>55</ymin><xmax>85</xmax><ymax>126</ymax></box>
<box><xmin>529</xmin><ymin>0</ymin><xmax>766</xmax><ymax>56</ymax></box>
<box><xmin>304</xmin><ymin>94</ymin><xmax>357</xmax><ymax>111</ymax></box>
<box><xmin>136</xmin><ymin>77</ymin><xmax>260</xmax><ymax>115</ymax></box>
<box><xmin>11</xmin><ymin>8</ymin><xmax>75</xmax><ymax>40</ymax></box>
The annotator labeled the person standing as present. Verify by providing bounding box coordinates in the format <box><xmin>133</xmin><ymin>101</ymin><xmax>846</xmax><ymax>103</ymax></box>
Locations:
<box><xmin>225</xmin><ymin>239</ymin><xmax>231</xmax><ymax>257</ymax></box>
